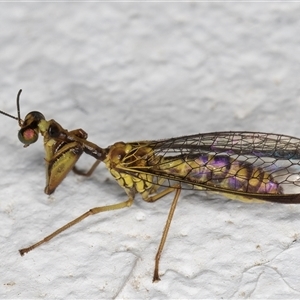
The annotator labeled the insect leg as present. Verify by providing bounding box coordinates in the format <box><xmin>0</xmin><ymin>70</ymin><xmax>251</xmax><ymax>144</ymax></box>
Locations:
<box><xmin>142</xmin><ymin>184</ymin><xmax>181</xmax><ymax>282</ymax></box>
<box><xmin>19</xmin><ymin>198</ymin><xmax>134</xmax><ymax>256</ymax></box>
<box><xmin>147</xmin><ymin>178</ymin><xmax>166</xmax><ymax>196</ymax></box>
<box><xmin>73</xmin><ymin>160</ymin><xmax>101</xmax><ymax>176</ymax></box>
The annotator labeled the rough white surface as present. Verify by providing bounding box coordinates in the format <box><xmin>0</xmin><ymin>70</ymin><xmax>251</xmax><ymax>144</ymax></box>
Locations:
<box><xmin>1</xmin><ymin>3</ymin><xmax>300</xmax><ymax>299</ymax></box>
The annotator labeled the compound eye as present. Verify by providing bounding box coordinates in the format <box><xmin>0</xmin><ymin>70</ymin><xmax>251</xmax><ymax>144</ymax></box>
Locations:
<box><xmin>48</xmin><ymin>124</ymin><xmax>60</xmax><ymax>138</ymax></box>
<box><xmin>18</xmin><ymin>127</ymin><xmax>39</xmax><ymax>145</ymax></box>
<box><xmin>23</xmin><ymin>111</ymin><xmax>45</xmax><ymax>127</ymax></box>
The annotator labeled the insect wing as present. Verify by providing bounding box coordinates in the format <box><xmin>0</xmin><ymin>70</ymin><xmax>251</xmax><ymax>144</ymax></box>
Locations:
<box><xmin>118</xmin><ymin>132</ymin><xmax>300</xmax><ymax>203</ymax></box>
<box><xmin>151</xmin><ymin>131</ymin><xmax>300</xmax><ymax>159</ymax></box>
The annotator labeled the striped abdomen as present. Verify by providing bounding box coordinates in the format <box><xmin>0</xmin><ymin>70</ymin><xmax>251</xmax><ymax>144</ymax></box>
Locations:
<box><xmin>158</xmin><ymin>154</ymin><xmax>282</xmax><ymax>194</ymax></box>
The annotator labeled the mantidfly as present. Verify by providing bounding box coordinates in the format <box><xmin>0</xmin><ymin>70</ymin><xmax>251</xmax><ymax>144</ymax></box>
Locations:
<box><xmin>2</xmin><ymin>90</ymin><xmax>300</xmax><ymax>282</ymax></box>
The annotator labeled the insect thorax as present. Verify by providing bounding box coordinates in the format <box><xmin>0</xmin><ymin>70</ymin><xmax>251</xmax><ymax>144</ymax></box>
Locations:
<box><xmin>104</xmin><ymin>142</ymin><xmax>156</xmax><ymax>195</ymax></box>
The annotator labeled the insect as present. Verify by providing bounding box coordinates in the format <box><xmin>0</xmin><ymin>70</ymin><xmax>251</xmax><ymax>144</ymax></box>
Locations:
<box><xmin>2</xmin><ymin>90</ymin><xmax>300</xmax><ymax>282</ymax></box>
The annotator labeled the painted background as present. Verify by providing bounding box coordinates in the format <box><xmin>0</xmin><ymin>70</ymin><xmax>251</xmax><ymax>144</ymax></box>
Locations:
<box><xmin>1</xmin><ymin>3</ymin><xmax>300</xmax><ymax>298</ymax></box>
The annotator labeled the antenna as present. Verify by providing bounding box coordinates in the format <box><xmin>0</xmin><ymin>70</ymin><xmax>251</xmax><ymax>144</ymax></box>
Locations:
<box><xmin>0</xmin><ymin>89</ymin><xmax>23</xmax><ymax>125</ymax></box>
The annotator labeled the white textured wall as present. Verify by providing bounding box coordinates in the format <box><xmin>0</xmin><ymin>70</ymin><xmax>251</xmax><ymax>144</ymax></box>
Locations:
<box><xmin>1</xmin><ymin>3</ymin><xmax>300</xmax><ymax>298</ymax></box>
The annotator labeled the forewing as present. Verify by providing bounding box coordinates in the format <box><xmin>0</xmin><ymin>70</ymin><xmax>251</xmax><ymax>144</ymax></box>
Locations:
<box><xmin>117</xmin><ymin>131</ymin><xmax>300</xmax><ymax>203</ymax></box>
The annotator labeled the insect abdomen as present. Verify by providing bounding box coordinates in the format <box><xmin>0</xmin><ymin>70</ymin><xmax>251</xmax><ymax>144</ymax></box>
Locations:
<box><xmin>159</xmin><ymin>154</ymin><xmax>282</xmax><ymax>194</ymax></box>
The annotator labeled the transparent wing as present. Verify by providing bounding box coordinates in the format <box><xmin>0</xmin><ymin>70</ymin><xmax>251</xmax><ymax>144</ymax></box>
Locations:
<box><xmin>150</xmin><ymin>131</ymin><xmax>300</xmax><ymax>159</ymax></box>
<box><xmin>118</xmin><ymin>131</ymin><xmax>300</xmax><ymax>203</ymax></box>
